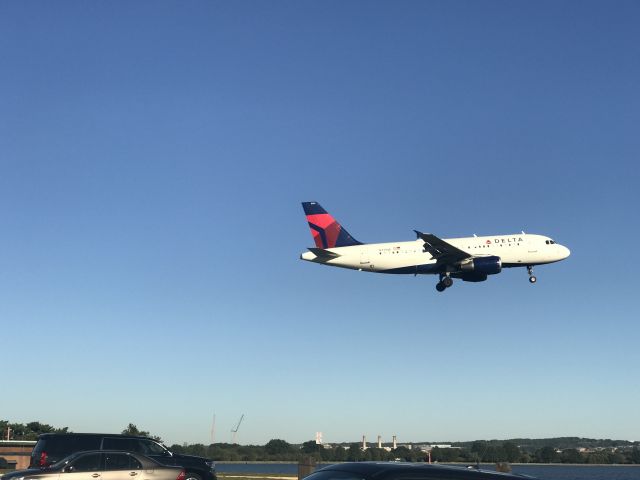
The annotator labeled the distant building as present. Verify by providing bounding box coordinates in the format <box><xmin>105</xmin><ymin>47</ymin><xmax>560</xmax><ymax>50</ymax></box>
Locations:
<box><xmin>0</xmin><ymin>440</ymin><xmax>36</xmax><ymax>470</ymax></box>
<box><xmin>417</xmin><ymin>444</ymin><xmax>459</xmax><ymax>453</ymax></box>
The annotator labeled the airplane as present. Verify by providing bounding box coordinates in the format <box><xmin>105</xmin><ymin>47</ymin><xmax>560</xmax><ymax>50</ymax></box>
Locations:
<box><xmin>300</xmin><ymin>201</ymin><xmax>570</xmax><ymax>292</ymax></box>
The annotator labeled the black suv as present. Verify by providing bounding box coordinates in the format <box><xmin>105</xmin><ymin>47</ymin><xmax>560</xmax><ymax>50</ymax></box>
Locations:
<box><xmin>30</xmin><ymin>434</ymin><xmax>216</xmax><ymax>480</ymax></box>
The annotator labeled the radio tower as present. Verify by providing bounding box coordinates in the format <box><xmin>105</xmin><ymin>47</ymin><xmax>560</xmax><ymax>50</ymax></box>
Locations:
<box><xmin>210</xmin><ymin>414</ymin><xmax>216</xmax><ymax>444</ymax></box>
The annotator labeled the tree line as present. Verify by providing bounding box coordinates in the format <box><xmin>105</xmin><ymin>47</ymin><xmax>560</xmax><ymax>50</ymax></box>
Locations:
<box><xmin>2</xmin><ymin>420</ymin><xmax>640</xmax><ymax>465</ymax></box>
<box><xmin>170</xmin><ymin>439</ymin><xmax>640</xmax><ymax>465</ymax></box>
<box><xmin>0</xmin><ymin>420</ymin><xmax>68</xmax><ymax>439</ymax></box>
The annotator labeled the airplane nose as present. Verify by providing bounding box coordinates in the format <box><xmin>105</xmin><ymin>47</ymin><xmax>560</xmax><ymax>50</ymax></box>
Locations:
<box><xmin>560</xmin><ymin>245</ymin><xmax>571</xmax><ymax>259</ymax></box>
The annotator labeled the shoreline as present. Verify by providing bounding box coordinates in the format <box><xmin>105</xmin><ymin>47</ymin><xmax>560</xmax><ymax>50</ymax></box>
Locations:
<box><xmin>215</xmin><ymin>461</ymin><xmax>640</xmax><ymax>467</ymax></box>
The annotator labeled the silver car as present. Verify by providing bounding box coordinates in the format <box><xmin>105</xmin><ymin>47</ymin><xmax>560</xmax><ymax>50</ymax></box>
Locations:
<box><xmin>2</xmin><ymin>451</ymin><xmax>185</xmax><ymax>480</ymax></box>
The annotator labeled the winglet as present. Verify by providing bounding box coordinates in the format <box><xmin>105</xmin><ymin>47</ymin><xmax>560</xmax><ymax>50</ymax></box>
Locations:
<box><xmin>414</xmin><ymin>230</ymin><xmax>434</xmax><ymax>242</ymax></box>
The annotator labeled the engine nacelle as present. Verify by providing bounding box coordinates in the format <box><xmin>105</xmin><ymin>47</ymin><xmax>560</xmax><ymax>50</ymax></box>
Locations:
<box><xmin>458</xmin><ymin>255</ymin><xmax>502</xmax><ymax>275</ymax></box>
<box><xmin>458</xmin><ymin>273</ymin><xmax>488</xmax><ymax>282</ymax></box>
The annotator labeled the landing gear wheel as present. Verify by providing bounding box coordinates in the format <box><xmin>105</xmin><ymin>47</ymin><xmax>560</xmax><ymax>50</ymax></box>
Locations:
<box><xmin>442</xmin><ymin>276</ymin><xmax>453</xmax><ymax>288</ymax></box>
<box><xmin>436</xmin><ymin>282</ymin><xmax>446</xmax><ymax>292</ymax></box>
<box><xmin>526</xmin><ymin>265</ymin><xmax>536</xmax><ymax>284</ymax></box>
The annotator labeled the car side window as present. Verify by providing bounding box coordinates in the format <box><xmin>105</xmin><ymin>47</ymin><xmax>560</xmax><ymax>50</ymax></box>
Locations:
<box><xmin>105</xmin><ymin>453</ymin><xmax>142</xmax><ymax>471</ymax></box>
<box><xmin>48</xmin><ymin>436</ymin><xmax>101</xmax><ymax>456</ymax></box>
<box><xmin>69</xmin><ymin>453</ymin><xmax>103</xmax><ymax>472</ymax></box>
<box><xmin>103</xmin><ymin>438</ymin><xmax>136</xmax><ymax>451</ymax></box>
<box><xmin>75</xmin><ymin>437</ymin><xmax>102</xmax><ymax>451</ymax></box>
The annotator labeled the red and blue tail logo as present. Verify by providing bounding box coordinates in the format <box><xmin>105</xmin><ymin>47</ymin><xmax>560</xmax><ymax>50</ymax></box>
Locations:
<box><xmin>302</xmin><ymin>202</ymin><xmax>362</xmax><ymax>248</ymax></box>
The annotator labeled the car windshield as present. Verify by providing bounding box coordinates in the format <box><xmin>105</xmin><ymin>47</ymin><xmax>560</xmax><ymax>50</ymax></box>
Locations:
<box><xmin>138</xmin><ymin>439</ymin><xmax>169</xmax><ymax>456</ymax></box>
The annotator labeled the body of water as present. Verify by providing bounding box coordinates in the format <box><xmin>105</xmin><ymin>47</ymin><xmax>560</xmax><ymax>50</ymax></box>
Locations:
<box><xmin>215</xmin><ymin>462</ymin><xmax>640</xmax><ymax>480</ymax></box>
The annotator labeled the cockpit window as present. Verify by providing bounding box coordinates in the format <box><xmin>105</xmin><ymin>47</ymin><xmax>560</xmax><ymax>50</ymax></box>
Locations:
<box><xmin>545</xmin><ymin>240</ymin><xmax>556</xmax><ymax>245</ymax></box>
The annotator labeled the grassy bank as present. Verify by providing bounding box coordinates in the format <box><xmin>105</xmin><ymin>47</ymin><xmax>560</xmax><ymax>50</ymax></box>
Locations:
<box><xmin>218</xmin><ymin>474</ymin><xmax>297</xmax><ymax>480</ymax></box>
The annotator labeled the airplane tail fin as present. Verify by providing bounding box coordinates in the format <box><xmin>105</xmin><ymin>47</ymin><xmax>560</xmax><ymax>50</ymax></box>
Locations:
<box><xmin>302</xmin><ymin>202</ymin><xmax>362</xmax><ymax>248</ymax></box>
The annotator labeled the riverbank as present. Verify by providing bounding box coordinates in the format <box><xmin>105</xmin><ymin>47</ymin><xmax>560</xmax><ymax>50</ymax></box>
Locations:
<box><xmin>217</xmin><ymin>461</ymin><xmax>640</xmax><ymax>467</ymax></box>
<box><xmin>219</xmin><ymin>475</ymin><xmax>295</xmax><ymax>480</ymax></box>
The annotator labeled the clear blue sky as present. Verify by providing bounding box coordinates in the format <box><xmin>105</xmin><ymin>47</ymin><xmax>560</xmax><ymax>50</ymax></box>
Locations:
<box><xmin>1</xmin><ymin>1</ymin><xmax>638</xmax><ymax>446</ymax></box>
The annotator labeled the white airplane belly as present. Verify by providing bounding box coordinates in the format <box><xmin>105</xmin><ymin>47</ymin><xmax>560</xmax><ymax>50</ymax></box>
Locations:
<box><xmin>496</xmin><ymin>247</ymin><xmax>553</xmax><ymax>266</ymax></box>
<box><xmin>366</xmin><ymin>252</ymin><xmax>431</xmax><ymax>272</ymax></box>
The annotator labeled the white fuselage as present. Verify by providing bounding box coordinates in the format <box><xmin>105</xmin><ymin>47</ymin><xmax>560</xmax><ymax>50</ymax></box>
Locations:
<box><xmin>300</xmin><ymin>233</ymin><xmax>570</xmax><ymax>274</ymax></box>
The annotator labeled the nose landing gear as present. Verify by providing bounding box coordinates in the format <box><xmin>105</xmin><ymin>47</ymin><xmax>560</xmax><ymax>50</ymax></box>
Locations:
<box><xmin>527</xmin><ymin>265</ymin><xmax>537</xmax><ymax>284</ymax></box>
<box><xmin>436</xmin><ymin>274</ymin><xmax>453</xmax><ymax>292</ymax></box>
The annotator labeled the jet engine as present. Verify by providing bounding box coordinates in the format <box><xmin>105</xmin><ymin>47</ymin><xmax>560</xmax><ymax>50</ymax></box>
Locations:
<box><xmin>457</xmin><ymin>273</ymin><xmax>488</xmax><ymax>282</ymax></box>
<box><xmin>458</xmin><ymin>255</ymin><xmax>502</xmax><ymax>275</ymax></box>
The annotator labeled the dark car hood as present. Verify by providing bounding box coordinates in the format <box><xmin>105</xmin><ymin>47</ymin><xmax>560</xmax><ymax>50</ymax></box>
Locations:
<box><xmin>171</xmin><ymin>453</ymin><xmax>213</xmax><ymax>463</ymax></box>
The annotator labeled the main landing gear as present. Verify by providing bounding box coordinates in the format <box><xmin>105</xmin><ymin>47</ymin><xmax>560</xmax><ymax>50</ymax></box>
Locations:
<box><xmin>436</xmin><ymin>274</ymin><xmax>453</xmax><ymax>292</ymax></box>
<box><xmin>527</xmin><ymin>265</ymin><xmax>537</xmax><ymax>284</ymax></box>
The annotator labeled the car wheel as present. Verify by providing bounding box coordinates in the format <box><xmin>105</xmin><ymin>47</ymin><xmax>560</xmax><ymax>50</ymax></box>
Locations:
<box><xmin>184</xmin><ymin>473</ymin><xmax>202</xmax><ymax>480</ymax></box>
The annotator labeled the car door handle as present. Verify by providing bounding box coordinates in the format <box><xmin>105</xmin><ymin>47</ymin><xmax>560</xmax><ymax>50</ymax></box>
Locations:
<box><xmin>129</xmin><ymin>473</ymin><xmax>138</xmax><ymax>477</ymax></box>
<box><xmin>92</xmin><ymin>475</ymin><xmax>100</xmax><ymax>478</ymax></box>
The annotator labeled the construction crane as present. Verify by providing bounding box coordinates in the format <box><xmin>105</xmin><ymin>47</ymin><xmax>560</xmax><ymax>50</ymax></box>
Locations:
<box><xmin>231</xmin><ymin>414</ymin><xmax>244</xmax><ymax>444</ymax></box>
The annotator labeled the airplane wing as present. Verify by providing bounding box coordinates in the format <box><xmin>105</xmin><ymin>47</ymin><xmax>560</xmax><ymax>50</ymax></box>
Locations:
<box><xmin>414</xmin><ymin>231</ymin><xmax>471</xmax><ymax>264</ymax></box>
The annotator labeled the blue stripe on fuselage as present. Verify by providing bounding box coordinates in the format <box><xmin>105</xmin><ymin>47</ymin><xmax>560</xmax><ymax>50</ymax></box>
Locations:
<box><xmin>378</xmin><ymin>263</ymin><xmax>440</xmax><ymax>275</ymax></box>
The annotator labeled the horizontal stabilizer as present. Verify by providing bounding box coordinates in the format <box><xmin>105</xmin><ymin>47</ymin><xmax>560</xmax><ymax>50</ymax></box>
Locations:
<box><xmin>308</xmin><ymin>247</ymin><xmax>341</xmax><ymax>258</ymax></box>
